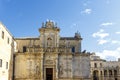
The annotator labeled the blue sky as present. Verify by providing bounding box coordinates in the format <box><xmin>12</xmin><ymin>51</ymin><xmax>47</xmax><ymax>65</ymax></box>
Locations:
<box><xmin>0</xmin><ymin>0</ymin><xmax>120</xmax><ymax>61</ymax></box>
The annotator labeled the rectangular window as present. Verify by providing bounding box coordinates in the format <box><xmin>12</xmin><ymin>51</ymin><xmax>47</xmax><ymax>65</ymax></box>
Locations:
<box><xmin>7</xmin><ymin>37</ymin><xmax>9</xmax><ymax>44</ymax></box>
<box><xmin>2</xmin><ymin>31</ymin><xmax>4</xmax><ymax>39</ymax></box>
<box><xmin>6</xmin><ymin>62</ymin><xmax>8</xmax><ymax>69</ymax></box>
<box><xmin>100</xmin><ymin>63</ymin><xmax>102</xmax><ymax>67</ymax></box>
<box><xmin>72</xmin><ymin>47</ymin><xmax>75</xmax><ymax>53</ymax></box>
<box><xmin>0</xmin><ymin>59</ymin><xmax>2</xmax><ymax>67</ymax></box>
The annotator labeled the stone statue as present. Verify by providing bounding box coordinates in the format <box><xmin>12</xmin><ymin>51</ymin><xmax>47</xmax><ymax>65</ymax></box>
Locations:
<box><xmin>42</xmin><ymin>22</ymin><xmax>44</xmax><ymax>27</ymax></box>
<box><xmin>59</xmin><ymin>64</ymin><xmax>63</xmax><ymax>76</ymax></box>
<box><xmin>36</xmin><ymin>65</ymin><xmax>40</xmax><ymax>75</ymax></box>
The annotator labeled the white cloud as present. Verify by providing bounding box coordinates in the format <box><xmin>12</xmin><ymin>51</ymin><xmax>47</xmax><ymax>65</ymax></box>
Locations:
<box><xmin>92</xmin><ymin>29</ymin><xmax>109</xmax><ymax>39</ymax></box>
<box><xmin>116</xmin><ymin>31</ymin><xmax>120</xmax><ymax>34</ymax></box>
<box><xmin>70</xmin><ymin>23</ymin><xmax>78</xmax><ymax>28</ymax></box>
<box><xmin>72</xmin><ymin>23</ymin><xmax>77</xmax><ymax>27</ymax></box>
<box><xmin>96</xmin><ymin>47</ymin><xmax>120</xmax><ymax>61</ymax></box>
<box><xmin>100</xmin><ymin>22</ymin><xmax>114</xmax><ymax>26</ymax></box>
<box><xmin>97</xmin><ymin>39</ymin><xmax>109</xmax><ymax>45</ymax></box>
<box><xmin>83</xmin><ymin>1</ymin><xmax>91</xmax><ymax>6</ymax></box>
<box><xmin>81</xmin><ymin>8</ymin><xmax>92</xmax><ymax>14</ymax></box>
<box><xmin>111</xmin><ymin>40</ymin><xmax>120</xmax><ymax>44</ymax></box>
<box><xmin>92</xmin><ymin>29</ymin><xmax>110</xmax><ymax>45</ymax></box>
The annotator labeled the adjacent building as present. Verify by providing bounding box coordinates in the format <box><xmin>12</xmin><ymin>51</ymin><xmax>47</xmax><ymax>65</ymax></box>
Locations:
<box><xmin>0</xmin><ymin>22</ymin><xmax>14</xmax><ymax>80</ymax></box>
<box><xmin>90</xmin><ymin>53</ymin><xmax>120</xmax><ymax>80</ymax></box>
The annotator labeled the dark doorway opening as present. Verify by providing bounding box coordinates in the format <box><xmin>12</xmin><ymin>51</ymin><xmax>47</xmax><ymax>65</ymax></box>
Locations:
<box><xmin>93</xmin><ymin>70</ymin><xmax>99</xmax><ymax>80</ymax></box>
<box><xmin>46</xmin><ymin>68</ymin><xmax>53</xmax><ymax>80</ymax></box>
<box><xmin>23</xmin><ymin>46</ymin><xmax>26</xmax><ymax>52</ymax></box>
<box><xmin>115</xmin><ymin>78</ymin><xmax>117</xmax><ymax>80</ymax></box>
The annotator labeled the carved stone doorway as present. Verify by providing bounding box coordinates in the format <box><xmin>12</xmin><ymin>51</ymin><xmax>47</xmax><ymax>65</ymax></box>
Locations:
<box><xmin>46</xmin><ymin>68</ymin><xmax>53</xmax><ymax>80</ymax></box>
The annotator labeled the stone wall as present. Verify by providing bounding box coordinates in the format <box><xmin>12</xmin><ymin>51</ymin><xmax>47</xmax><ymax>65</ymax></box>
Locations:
<box><xmin>14</xmin><ymin>52</ymin><xmax>90</xmax><ymax>80</ymax></box>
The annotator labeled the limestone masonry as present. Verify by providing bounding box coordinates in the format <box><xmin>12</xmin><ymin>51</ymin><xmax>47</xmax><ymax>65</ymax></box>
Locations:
<box><xmin>0</xmin><ymin>20</ymin><xmax>120</xmax><ymax>80</ymax></box>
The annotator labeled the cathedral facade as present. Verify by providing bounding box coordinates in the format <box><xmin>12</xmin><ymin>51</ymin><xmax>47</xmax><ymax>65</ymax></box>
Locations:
<box><xmin>14</xmin><ymin>21</ymin><xmax>91</xmax><ymax>80</ymax></box>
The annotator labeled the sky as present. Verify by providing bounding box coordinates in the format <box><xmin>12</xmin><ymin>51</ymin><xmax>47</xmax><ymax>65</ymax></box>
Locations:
<box><xmin>0</xmin><ymin>0</ymin><xmax>120</xmax><ymax>61</ymax></box>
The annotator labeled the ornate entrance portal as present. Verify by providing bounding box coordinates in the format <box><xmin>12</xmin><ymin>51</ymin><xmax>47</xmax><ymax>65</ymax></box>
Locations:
<box><xmin>46</xmin><ymin>68</ymin><xmax>53</xmax><ymax>80</ymax></box>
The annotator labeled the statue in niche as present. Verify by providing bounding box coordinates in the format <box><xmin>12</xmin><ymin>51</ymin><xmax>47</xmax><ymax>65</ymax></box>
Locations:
<box><xmin>47</xmin><ymin>37</ymin><xmax>52</xmax><ymax>47</ymax></box>
<box><xmin>36</xmin><ymin>65</ymin><xmax>40</xmax><ymax>75</ymax></box>
<box><xmin>59</xmin><ymin>64</ymin><xmax>63</xmax><ymax>76</ymax></box>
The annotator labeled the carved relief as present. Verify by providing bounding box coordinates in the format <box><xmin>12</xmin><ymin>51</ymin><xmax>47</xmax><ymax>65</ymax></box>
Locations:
<box><xmin>64</xmin><ymin>69</ymin><xmax>71</xmax><ymax>72</ymax></box>
<box><xmin>45</xmin><ymin>60</ymin><xmax>53</xmax><ymax>64</ymax></box>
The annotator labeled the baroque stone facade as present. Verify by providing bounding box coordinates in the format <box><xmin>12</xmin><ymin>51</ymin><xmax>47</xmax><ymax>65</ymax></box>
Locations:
<box><xmin>14</xmin><ymin>21</ymin><xmax>91</xmax><ymax>80</ymax></box>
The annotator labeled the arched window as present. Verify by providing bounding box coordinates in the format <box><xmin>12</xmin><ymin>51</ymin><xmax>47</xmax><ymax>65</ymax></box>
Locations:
<box><xmin>101</xmin><ymin>71</ymin><xmax>102</xmax><ymax>75</ymax></box>
<box><xmin>100</xmin><ymin>63</ymin><xmax>102</xmax><ymax>67</ymax></box>
<box><xmin>109</xmin><ymin>70</ymin><xmax>112</xmax><ymax>76</ymax></box>
<box><xmin>94</xmin><ymin>63</ymin><xmax>97</xmax><ymax>68</ymax></box>
<box><xmin>114</xmin><ymin>70</ymin><xmax>117</xmax><ymax>76</ymax></box>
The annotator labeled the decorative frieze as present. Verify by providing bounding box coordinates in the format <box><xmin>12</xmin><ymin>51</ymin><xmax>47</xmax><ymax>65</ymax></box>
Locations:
<box><xmin>45</xmin><ymin>60</ymin><xmax>54</xmax><ymax>64</ymax></box>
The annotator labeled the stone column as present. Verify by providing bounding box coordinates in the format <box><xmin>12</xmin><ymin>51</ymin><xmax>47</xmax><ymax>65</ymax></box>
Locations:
<box><xmin>98</xmin><ymin>70</ymin><xmax>101</xmax><ymax>80</ymax></box>
<box><xmin>112</xmin><ymin>69</ymin><xmax>114</xmax><ymax>78</ymax></box>
<box><xmin>118</xmin><ymin>68</ymin><xmax>120</xmax><ymax>80</ymax></box>
<box><xmin>102</xmin><ymin>70</ymin><xmax>104</xmax><ymax>80</ymax></box>
<box><xmin>107</xmin><ymin>69</ymin><xmax>109</xmax><ymax>80</ymax></box>
<box><xmin>41</xmin><ymin>53</ymin><xmax>44</xmax><ymax>80</ymax></box>
<box><xmin>56</xmin><ymin>54</ymin><xmax>59</xmax><ymax>79</ymax></box>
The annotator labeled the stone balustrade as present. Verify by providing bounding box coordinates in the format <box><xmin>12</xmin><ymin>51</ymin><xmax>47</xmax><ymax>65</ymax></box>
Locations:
<box><xmin>26</xmin><ymin>47</ymin><xmax>72</xmax><ymax>53</ymax></box>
